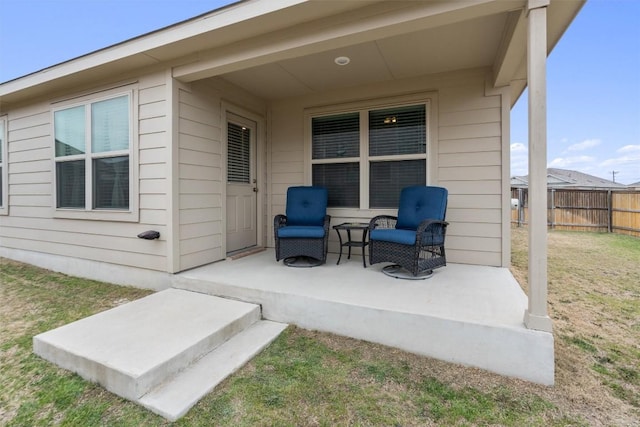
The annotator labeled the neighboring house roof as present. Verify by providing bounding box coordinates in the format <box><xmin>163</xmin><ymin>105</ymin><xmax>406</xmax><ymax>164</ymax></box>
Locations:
<box><xmin>0</xmin><ymin>0</ymin><xmax>585</xmax><ymax>110</ymax></box>
<box><xmin>511</xmin><ymin>168</ymin><xmax>629</xmax><ymax>189</ymax></box>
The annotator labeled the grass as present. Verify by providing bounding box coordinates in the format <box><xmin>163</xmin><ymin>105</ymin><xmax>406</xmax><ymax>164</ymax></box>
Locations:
<box><xmin>1</xmin><ymin>228</ymin><xmax>639</xmax><ymax>426</ymax></box>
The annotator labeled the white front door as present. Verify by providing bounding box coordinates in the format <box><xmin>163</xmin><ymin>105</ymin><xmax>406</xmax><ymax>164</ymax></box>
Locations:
<box><xmin>226</xmin><ymin>113</ymin><xmax>257</xmax><ymax>254</ymax></box>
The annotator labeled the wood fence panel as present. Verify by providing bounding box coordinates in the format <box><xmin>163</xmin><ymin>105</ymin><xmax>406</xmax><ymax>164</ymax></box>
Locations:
<box><xmin>511</xmin><ymin>188</ymin><xmax>640</xmax><ymax>237</ymax></box>
<box><xmin>550</xmin><ymin>190</ymin><xmax>609</xmax><ymax>232</ymax></box>
<box><xmin>612</xmin><ymin>191</ymin><xmax>640</xmax><ymax>237</ymax></box>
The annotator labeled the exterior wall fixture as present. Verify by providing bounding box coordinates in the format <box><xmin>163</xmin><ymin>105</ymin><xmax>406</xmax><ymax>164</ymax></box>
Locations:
<box><xmin>137</xmin><ymin>230</ymin><xmax>160</xmax><ymax>240</ymax></box>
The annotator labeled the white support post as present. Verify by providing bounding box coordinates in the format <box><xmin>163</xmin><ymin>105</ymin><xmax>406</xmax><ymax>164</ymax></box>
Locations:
<box><xmin>524</xmin><ymin>0</ymin><xmax>553</xmax><ymax>332</ymax></box>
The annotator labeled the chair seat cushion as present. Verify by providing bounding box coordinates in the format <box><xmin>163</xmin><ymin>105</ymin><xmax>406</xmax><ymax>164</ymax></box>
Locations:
<box><xmin>370</xmin><ymin>229</ymin><xmax>416</xmax><ymax>245</ymax></box>
<box><xmin>277</xmin><ymin>225</ymin><xmax>326</xmax><ymax>239</ymax></box>
<box><xmin>371</xmin><ymin>228</ymin><xmax>445</xmax><ymax>246</ymax></box>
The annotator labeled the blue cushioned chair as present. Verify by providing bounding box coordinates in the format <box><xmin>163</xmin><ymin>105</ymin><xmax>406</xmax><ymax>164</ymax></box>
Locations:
<box><xmin>274</xmin><ymin>186</ymin><xmax>331</xmax><ymax>266</ymax></box>
<box><xmin>369</xmin><ymin>186</ymin><xmax>448</xmax><ymax>279</ymax></box>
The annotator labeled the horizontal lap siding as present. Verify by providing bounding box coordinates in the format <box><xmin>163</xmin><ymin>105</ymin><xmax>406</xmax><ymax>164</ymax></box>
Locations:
<box><xmin>1</xmin><ymin>74</ymin><xmax>170</xmax><ymax>273</ymax></box>
<box><xmin>438</xmin><ymin>79</ymin><xmax>502</xmax><ymax>266</ymax></box>
<box><xmin>269</xmin><ymin>103</ymin><xmax>305</xmax><ymax>245</ymax></box>
<box><xmin>268</xmin><ymin>69</ymin><xmax>505</xmax><ymax>266</ymax></box>
<box><xmin>177</xmin><ymin>85</ymin><xmax>223</xmax><ymax>270</ymax></box>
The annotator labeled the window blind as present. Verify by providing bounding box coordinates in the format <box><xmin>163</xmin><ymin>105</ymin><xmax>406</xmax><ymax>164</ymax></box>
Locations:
<box><xmin>54</xmin><ymin>106</ymin><xmax>86</xmax><ymax>157</ymax></box>
<box><xmin>312</xmin><ymin>112</ymin><xmax>359</xmax><ymax>159</ymax></box>
<box><xmin>56</xmin><ymin>161</ymin><xmax>85</xmax><ymax>208</ymax></box>
<box><xmin>93</xmin><ymin>156</ymin><xmax>129</xmax><ymax>209</ymax></box>
<box><xmin>369</xmin><ymin>104</ymin><xmax>426</xmax><ymax>157</ymax></box>
<box><xmin>227</xmin><ymin>122</ymin><xmax>251</xmax><ymax>183</ymax></box>
<box><xmin>92</xmin><ymin>96</ymin><xmax>129</xmax><ymax>153</ymax></box>
<box><xmin>369</xmin><ymin>159</ymin><xmax>426</xmax><ymax>208</ymax></box>
<box><xmin>312</xmin><ymin>163</ymin><xmax>360</xmax><ymax>208</ymax></box>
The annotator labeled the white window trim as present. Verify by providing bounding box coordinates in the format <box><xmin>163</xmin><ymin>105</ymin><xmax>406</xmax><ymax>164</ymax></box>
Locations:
<box><xmin>304</xmin><ymin>92</ymin><xmax>437</xmax><ymax>215</ymax></box>
<box><xmin>0</xmin><ymin>115</ymin><xmax>8</xmax><ymax>215</ymax></box>
<box><xmin>51</xmin><ymin>87</ymin><xmax>139</xmax><ymax>222</ymax></box>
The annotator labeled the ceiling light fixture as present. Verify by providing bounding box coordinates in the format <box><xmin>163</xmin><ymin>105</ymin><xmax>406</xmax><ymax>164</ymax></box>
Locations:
<box><xmin>334</xmin><ymin>56</ymin><xmax>350</xmax><ymax>66</ymax></box>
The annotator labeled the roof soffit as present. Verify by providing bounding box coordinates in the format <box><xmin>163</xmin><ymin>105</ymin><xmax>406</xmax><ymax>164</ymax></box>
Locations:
<box><xmin>492</xmin><ymin>0</ymin><xmax>586</xmax><ymax>105</ymax></box>
<box><xmin>172</xmin><ymin>0</ymin><xmax>523</xmax><ymax>82</ymax></box>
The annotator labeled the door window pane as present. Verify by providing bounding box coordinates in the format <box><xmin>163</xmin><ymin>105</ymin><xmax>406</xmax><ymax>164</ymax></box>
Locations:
<box><xmin>312</xmin><ymin>163</ymin><xmax>359</xmax><ymax>208</ymax></box>
<box><xmin>92</xmin><ymin>96</ymin><xmax>129</xmax><ymax>153</ymax></box>
<box><xmin>55</xmin><ymin>106</ymin><xmax>86</xmax><ymax>156</ymax></box>
<box><xmin>312</xmin><ymin>113</ymin><xmax>359</xmax><ymax>159</ymax></box>
<box><xmin>369</xmin><ymin>105</ymin><xmax>425</xmax><ymax>156</ymax></box>
<box><xmin>227</xmin><ymin>122</ymin><xmax>251</xmax><ymax>184</ymax></box>
<box><xmin>93</xmin><ymin>156</ymin><xmax>129</xmax><ymax>209</ymax></box>
<box><xmin>369</xmin><ymin>160</ymin><xmax>425</xmax><ymax>208</ymax></box>
<box><xmin>56</xmin><ymin>160</ymin><xmax>85</xmax><ymax>208</ymax></box>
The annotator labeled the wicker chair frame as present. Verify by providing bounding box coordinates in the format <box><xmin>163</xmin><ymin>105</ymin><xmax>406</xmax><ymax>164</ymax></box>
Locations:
<box><xmin>274</xmin><ymin>214</ymin><xmax>331</xmax><ymax>264</ymax></box>
<box><xmin>368</xmin><ymin>215</ymin><xmax>448</xmax><ymax>277</ymax></box>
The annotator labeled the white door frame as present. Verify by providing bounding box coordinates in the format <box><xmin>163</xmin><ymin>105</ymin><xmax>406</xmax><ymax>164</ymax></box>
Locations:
<box><xmin>221</xmin><ymin>101</ymin><xmax>265</xmax><ymax>255</ymax></box>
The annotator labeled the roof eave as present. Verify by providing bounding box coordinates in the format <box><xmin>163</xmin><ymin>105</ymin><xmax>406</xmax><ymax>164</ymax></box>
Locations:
<box><xmin>0</xmin><ymin>0</ymin><xmax>316</xmax><ymax>106</ymax></box>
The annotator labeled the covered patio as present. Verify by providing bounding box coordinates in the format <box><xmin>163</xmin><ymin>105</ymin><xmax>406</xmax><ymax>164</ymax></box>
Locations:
<box><xmin>173</xmin><ymin>249</ymin><xmax>554</xmax><ymax>385</ymax></box>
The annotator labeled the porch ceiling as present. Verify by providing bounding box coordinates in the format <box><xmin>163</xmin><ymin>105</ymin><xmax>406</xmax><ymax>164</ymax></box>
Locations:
<box><xmin>218</xmin><ymin>12</ymin><xmax>508</xmax><ymax>100</ymax></box>
<box><xmin>199</xmin><ymin>0</ymin><xmax>583</xmax><ymax>104</ymax></box>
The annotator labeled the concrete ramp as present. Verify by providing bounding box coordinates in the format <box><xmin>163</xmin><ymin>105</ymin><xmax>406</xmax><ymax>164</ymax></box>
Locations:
<box><xmin>33</xmin><ymin>289</ymin><xmax>287</xmax><ymax>421</ymax></box>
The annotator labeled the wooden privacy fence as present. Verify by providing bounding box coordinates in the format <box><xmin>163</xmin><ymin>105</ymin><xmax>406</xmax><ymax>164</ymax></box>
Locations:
<box><xmin>511</xmin><ymin>188</ymin><xmax>640</xmax><ymax>237</ymax></box>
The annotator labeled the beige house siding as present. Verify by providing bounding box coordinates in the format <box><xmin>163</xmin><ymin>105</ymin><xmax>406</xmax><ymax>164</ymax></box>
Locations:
<box><xmin>267</xmin><ymin>68</ymin><xmax>506</xmax><ymax>266</ymax></box>
<box><xmin>0</xmin><ymin>72</ymin><xmax>170</xmax><ymax>273</ymax></box>
<box><xmin>438</xmin><ymin>82</ymin><xmax>503</xmax><ymax>267</ymax></box>
<box><xmin>176</xmin><ymin>78</ymin><xmax>267</xmax><ymax>271</ymax></box>
<box><xmin>177</xmin><ymin>81</ymin><xmax>224</xmax><ymax>271</ymax></box>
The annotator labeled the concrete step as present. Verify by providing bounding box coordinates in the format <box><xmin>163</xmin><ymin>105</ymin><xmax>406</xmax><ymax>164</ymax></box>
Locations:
<box><xmin>33</xmin><ymin>289</ymin><xmax>263</xmax><ymax>402</ymax></box>
<box><xmin>139</xmin><ymin>319</ymin><xmax>288</xmax><ymax>421</ymax></box>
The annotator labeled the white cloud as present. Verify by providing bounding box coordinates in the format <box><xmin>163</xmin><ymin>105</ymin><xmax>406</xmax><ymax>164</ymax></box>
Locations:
<box><xmin>510</xmin><ymin>142</ymin><xmax>527</xmax><ymax>152</ymax></box>
<box><xmin>599</xmin><ymin>153</ymin><xmax>640</xmax><ymax>167</ymax></box>
<box><xmin>565</xmin><ymin>139</ymin><xmax>601</xmax><ymax>152</ymax></box>
<box><xmin>548</xmin><ymin>155</ymin><xmax>596</xmax><ymax>168</ymax></box>
<box><xmin>510</xmin><ymin>143</ymin><xmax>528</xmax><ymax>176</ymax></box>
<box><xmin>616</xmin><ymin>144</ymin><xmax>640</xmax><ymax>153</ymax></box>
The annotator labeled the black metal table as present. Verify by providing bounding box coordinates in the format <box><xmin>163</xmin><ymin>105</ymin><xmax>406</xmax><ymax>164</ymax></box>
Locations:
<box><xmin>332</xmin><ymin>222</ymin><xmax>369</xmax><ymax>267</ymax></box>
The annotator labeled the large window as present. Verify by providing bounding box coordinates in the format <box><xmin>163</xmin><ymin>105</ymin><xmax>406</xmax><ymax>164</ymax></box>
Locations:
<box><xmin>54</xmin><ymin>94</ymin><xmax>131</xmax><ymax>212</ymax></box>
<box><xmin>0</xmin><ymin>117</ymin><xmax>7</xmax><ymax>214</ymax></box>
<box><xmin>311</xmin><ymin>103</ymin><xmax>427</xmax><ymax>209</ymax></box>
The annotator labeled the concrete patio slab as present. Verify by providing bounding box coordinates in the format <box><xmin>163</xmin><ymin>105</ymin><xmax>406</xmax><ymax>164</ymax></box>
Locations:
<box><xmin>33</xmin><ymin>289</ymin><xmax>262</xmax><ymax>401</ymax></box>
<box><xmin>139</xmin><ymin>320</ymin><xmax>287</xmax><ymax>421</ymax></box>
<box><xmin>173</xmin><ymin>249</ymin><xmax>555</xmax><ymax>385</ymax></box>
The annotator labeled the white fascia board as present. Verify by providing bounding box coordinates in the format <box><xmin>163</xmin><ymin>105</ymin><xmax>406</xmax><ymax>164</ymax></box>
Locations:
<box><xmin>0</xmin><ymin>0</ymin><xmax>306</xmax><ymax>98</ymax></box>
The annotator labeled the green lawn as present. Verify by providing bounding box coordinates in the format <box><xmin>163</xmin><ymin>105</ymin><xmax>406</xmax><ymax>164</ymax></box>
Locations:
<box><xmin>1</xmin><ymin>229</ymin><xmax>638</xmax><ymax>425</ymax></box>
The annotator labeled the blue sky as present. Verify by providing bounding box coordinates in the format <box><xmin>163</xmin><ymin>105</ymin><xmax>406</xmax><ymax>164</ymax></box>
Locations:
<box><xmin>1</xmin><ymin>0</ymin><xmax>639</xmax><ymax>184</ymax></box>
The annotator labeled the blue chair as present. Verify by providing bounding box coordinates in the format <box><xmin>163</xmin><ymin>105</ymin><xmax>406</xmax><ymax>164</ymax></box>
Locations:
<box><xmin>274</xmin><ymin>186</ymin><xmax>331</xmax><ymax>267</ymax></box>
<box><xmin>369</xmin><ymin>186</ymin><xmax>448</xmax><ymax>279</ymax></box>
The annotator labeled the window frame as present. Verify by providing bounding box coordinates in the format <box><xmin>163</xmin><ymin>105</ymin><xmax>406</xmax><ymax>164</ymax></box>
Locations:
<box><xmin>51</xmin><ymin>88</ymin><xmax>138</xmax><ymax>222</ymax></box>
<box><xmin>0</xmin><ymin>115</ymin><xmax>7</xmax><ymax>215</ymax></box>
<box><xmin>305</xmin><ymin>93</ymin><xmax>437</xmax><ymax>214</ymax></box>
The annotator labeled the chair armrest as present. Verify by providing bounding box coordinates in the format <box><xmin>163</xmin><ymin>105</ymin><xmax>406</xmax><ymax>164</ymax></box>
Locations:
<box><xmin>369</xmin><ymin>215</ymin><xmax>398</xmax><ymax>231</ymax></box>
<box><xmin>323</xmin><ymin>215</ymin><xmax>332</xmax><ymax>233</ymax></box>
<box><xmin>416</xmin><ymin>219</ymin><xmax>449</xmax><ymax>239</ymax></box>
<box><xmin>274</xmin><ymin>214</ymin><xmax>288</xmax><ymax>230</ymax></box>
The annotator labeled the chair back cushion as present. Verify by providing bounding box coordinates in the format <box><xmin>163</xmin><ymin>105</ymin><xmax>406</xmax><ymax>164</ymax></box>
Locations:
<box><xmin>396</xmin><ymin>186</ymin><xmax>448</xmax><ymax>230</ymax></box>
<box><xmin>285</xmin><ymin>186</ymin><xmax>328</xmax><ymax>226</ymax></box>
